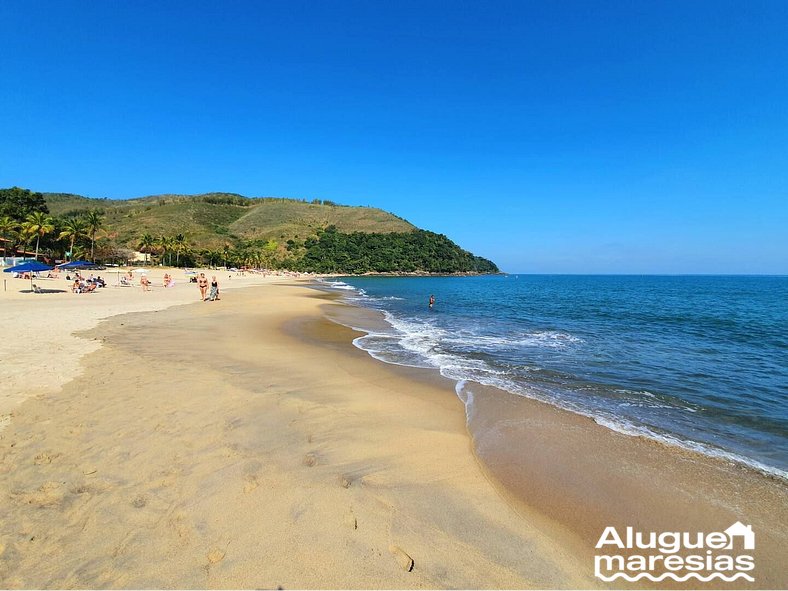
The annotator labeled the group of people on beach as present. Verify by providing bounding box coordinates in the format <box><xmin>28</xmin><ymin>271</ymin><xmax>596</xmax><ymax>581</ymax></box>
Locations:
<box><xmin>70</xmin><ymin>273</ymin><xmax>106</xmax><ymax>294</ymax></box>
<box><xmin>197</xmin><ymin>272</ymin><xmax>220</xmax><ymax>301</ymax></box>
<box><xmin>131</xmin><ymin>270</ymin><xmax>219</xmax><ymax>300</ymax></box>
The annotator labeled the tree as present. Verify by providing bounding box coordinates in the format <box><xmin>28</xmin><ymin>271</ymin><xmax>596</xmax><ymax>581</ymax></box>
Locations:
<box><xmin>0</xmin><ymin>215</ymin><xmax>18</xmax><ymax>261</ymax></box>
<box><xmin>23</xmin><ymin>211</ymin><xmax>55</xmax><ymax>261</ymax></box>
<box><xmin>59</xmin><ymin>217</ymin><xmax>88</xmax><ymax>261</ymax></box>
<box><xmin>202</xmin><ymin>249</ymin><xmax>223</xmax><ymax>267</ymax></box>
<box><xmin>156</xmin><ymin>235</ymin><xmax>175</xmax><ymax>266</ymax></box>
<box><xmin>0</xmin><ymin>187</ymin><xmax>48</xmax><ymax>222</ymax></box>
<box><xmin>16</xmin><ymin>225</ymin><xmax>34</xmax><ymax>259</ymax></box>
<box><xmin>173</xmin><ymin>233</ymin><xmax>187</xmax><ymax>267</ymax></box>
<box><xmin>137</xmin><ymin>233</ymin><xmax>156</xmax><ymax>265</ymax></box>
<box><xmin>84</xmin><ymin>209</ymin><xmax>104</xmax><ymax>262</ymax></box>
<box><xmin>223</xmin><ymin>242</ymin><xmax>232</xmax><ymax>268</ymax></box>
<box><xmin>296</xmin><ymin>228</ymin><xmax>500</xmax><ymax>274</ymax></box>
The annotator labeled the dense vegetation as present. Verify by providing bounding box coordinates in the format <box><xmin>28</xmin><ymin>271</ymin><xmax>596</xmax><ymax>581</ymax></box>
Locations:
<box><xmin>297</xmin><ymin>226</ymin><xmax>498</xmax><ymax>274</ymax></box>
<box><xmin>1</xmin><ymin>187</ymin><xmax>499</xmax><ymax>274</ymax></box>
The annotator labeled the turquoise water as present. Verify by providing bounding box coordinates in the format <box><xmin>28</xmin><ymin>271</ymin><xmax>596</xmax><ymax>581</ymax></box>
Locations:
<box><xmin>319</xmin><ymin>275</ymin><xmax>788</xmax><ymax>478</ymax></box>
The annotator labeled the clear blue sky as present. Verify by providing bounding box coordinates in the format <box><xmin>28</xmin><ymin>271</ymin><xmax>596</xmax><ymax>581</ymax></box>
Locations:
<box><xmin>1</xmin><ymin>0</ymin><xmax>786</xmax><ymax>273</ymax></box>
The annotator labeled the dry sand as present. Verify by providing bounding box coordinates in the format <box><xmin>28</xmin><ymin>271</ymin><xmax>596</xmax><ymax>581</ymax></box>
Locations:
<box><xmin>0</xmin><ymin>273</ymin><xmax>785</xmax><ymax>589</ymax></box>
<box><xmin>0</xmin><ymin>267</ymin><xmax>289</xmax><ymax>421</ymax></box>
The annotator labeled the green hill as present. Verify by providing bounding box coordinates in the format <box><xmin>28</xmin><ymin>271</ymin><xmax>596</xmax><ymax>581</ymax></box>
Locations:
<box><xmin>2</xmin><ymin>188</ymin><xmax>497</xmax><ymax>273</ymax></box>
<box><xmin>43</xmin><ymin>192</ymin><xmax>416</xmax><ymax>250</ymax></box>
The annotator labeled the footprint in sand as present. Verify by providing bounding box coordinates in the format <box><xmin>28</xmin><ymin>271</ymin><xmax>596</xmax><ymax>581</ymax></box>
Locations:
<box><xmin>302</xmin><ymin>452</ymin><xmax>318</xmax><ymax>467</ymax></box>
<box><xmin>11</xmin><ymin>481</ymin><xmax>65</xmax><ymax>508</ymax></box>
<box><xmin>224</xmin><ymin>417</ymin><xmax>243</xmax><ymax>431</ymax></box>
<box><xmin>243</xmin><ymin>460</ymin><xmax>263</xmax><ymax>493</ymax></box>
<box><xmin>33</xmin><ymin>451</ymin><xmax>62</xmax><ymax>465</ymax></box>
<box><xmin>131</xmin><ymin>495</ymin><xmax>148</xmax><ymax>508</ymax></box>
<box><xmin>221</xmin><ymin>443</ymin><xmax>241</xmax><ymax>458</ymax></box>
<box><xmin>69</xmin><ymin>478</ymin><xmax>111</xmax><ymax>497</ymax></box>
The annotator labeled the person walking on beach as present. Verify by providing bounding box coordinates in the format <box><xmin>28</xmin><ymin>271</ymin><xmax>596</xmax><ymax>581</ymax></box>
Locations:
<box><xmin>198</xmin><ymin>272</ymin><xmax>209</xmax><ymax>300</ymax></box>
<box><xmin>429</xmin><ymin>294</ymin><xmax>435</xmax><ymax>309</ymax></box>
<box><xmin>208</xmin><ymin>276</ymin><xmax>220</xmax><ymax>301</ymax></box>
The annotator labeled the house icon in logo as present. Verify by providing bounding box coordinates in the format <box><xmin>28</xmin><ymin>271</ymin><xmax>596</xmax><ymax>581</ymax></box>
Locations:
<box><xmin>724</xmin><ymin>522</ymin><xmax>755</xmax><ymax>550</ymax></box>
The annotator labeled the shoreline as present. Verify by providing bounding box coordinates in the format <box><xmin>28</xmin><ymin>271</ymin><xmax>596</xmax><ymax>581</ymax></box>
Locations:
<box><xmin>0</xmin><ymin>278</ymin><xmax>785</xmax><ymax>588</ymax></box>
<box><xmin>323</xmin><ymin>286</ymin><xmax>788</xmax><ymax>483</ymax></box>
<box><xmin>317</xmin><ymin>284</ymin><xmax>788</xmax><ymax>589</ymax></box>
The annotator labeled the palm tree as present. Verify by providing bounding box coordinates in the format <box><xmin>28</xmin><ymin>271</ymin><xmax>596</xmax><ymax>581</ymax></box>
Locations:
<box><xmin>0</xmin><ymin>216</ymin><xmax>18</xmax><ymax>262</ymax></box>
<box><xmin>71</xmin><ymin>244</ymin><xmax>89</xmax><ymax>261</ymax></box>
<box><xmin>59</xmin><ymin>217</ymin><xmax>88</xmax><ymax>261</ymax></box>
<box><xmin>173</xmin><ymin>233</ymin><xmax>187</xmax><ymax>267</ymax></box>
<box><xmin>223</xmin><ymin>242</ymin><xmax>232</xmax><ymax>269</ymax></box>
<box><xmin>16</xmin><ymin>225</ymin><xmax>34</xmax><ymax>259</ymax></box>
<box><xmin>24</xmin><ymin>211</ymin><xmax>55</xmax><ymax>261</ymax></box>
<box><xmin>84</xmin><ymin>209</ymin><xmax>104</xmax><ymax>262</ymax></box>
<box><xmin>156</xmin><ymin>235</ymin><xmax>176</xmax><ymax>266</ymax></box>
<box><xmin>200</xmin><ymin>249</ymin><xmax>219</xmax><ymax>267</ymax></box>
<box><xmin>138</xmin><ymin>233</ymin><xmax>156</xmax><ymax>265</ymax></box>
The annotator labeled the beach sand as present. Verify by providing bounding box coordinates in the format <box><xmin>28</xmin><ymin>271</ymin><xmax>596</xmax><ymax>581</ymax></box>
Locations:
<box><xmin>0</xmin><ymin>267</ymin><xmax>287</xmax><ymax>421</ymax></box>
<box><xmin>0</xmin><ymin>276</ymin><xmax>785</xmax><ymax>588</ymax></box>
<box><xmin>467</xmin><ymin>384</ymin><xmax>788</xmax><ymax>590</ymax></box>
<box><xmin>0</xmin><ymin>278</ymin><xmax>594</xmax><ymax>588</ymax></box>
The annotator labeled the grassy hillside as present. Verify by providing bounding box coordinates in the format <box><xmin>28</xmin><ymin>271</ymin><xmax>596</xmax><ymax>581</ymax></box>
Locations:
<box><xmin>44</xmin><ymin>192</ymin><xmax>416</xmax><ymax>249</ymax></box>
<box><xmin>27</xmin><ymin>190</ymin><xmax>497</xmax><ymax>273</ymax></box>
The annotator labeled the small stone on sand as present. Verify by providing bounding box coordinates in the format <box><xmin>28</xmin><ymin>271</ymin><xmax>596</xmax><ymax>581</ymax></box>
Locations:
<box><xmin>388</xmin><ymin>545</ymin><xmax>414</xmax><ymax>572</ymax></box>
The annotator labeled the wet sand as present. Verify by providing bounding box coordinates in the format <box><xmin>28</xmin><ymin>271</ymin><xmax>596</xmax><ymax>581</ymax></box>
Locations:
<box><xmin>465</xmin><ymin>383</ymin><xmax>788</xmax><ymax>590</ymax></box>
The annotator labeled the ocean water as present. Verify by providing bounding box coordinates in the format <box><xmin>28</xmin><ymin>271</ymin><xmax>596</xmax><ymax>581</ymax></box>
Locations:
<box><xmin>317</xmin><ymin>275</ymin><xmax>788</xmax><ymax>478</ymax></box>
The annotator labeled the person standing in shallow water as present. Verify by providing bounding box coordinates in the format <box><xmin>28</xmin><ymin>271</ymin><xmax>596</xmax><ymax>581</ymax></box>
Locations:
<box><xmin>429</xmin><ymin>294</ymin><xmax>435</xmax><ymax>309</ymax></box>
<box><xmin>197</xmin><ymin>272</ymin><xmax>209</xmax><ymax>301</ymax></box>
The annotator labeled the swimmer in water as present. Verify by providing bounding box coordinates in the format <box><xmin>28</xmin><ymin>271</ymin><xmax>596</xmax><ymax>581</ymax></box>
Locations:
<box><xmin>429</xmin><ymin>294</ymin><xmax>435</xmax><ymax>309</ymax></box>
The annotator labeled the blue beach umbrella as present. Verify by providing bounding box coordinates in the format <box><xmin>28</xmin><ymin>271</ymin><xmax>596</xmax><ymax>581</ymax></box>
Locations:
<box><xmin>3</xmin><ymin>260</ymin><xmax>54</xmax><ymax>293</ymax></box>
<box><xmin>3</xmin><ymin>261</ymin><xmax>53</xmax><ymax>273</ymax></box>
<box><xmin>57</xmin><ymin>260</ymin><xmax>98</xmax><ymax>269</ymax></box>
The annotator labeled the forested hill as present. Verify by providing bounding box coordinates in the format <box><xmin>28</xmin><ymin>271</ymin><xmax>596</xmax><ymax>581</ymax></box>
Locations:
<box><xmin>1</xmin><ymin>187</ymin><xmax>499</xmax><ymax>273</ymax></box>
<box><xmin>300</xmin><ymin>226</ymin><xmax>499</xmax><ymax>274</ymax></box>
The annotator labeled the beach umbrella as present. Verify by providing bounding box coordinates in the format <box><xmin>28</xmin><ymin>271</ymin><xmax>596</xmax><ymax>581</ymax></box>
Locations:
<box><xmin>57</xmin><ymin>260</ymin><xmax>99</xmax><ymax>270</ymax></box>
<box><xmin>3</xmin><ymin>261</ymin><xmax>53</xmax><ymax>273</ymax></box>
<box><xmin>3</xmin><ymin>260</ymin><xmax>53</xmax><ymax>293</ymax></box>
